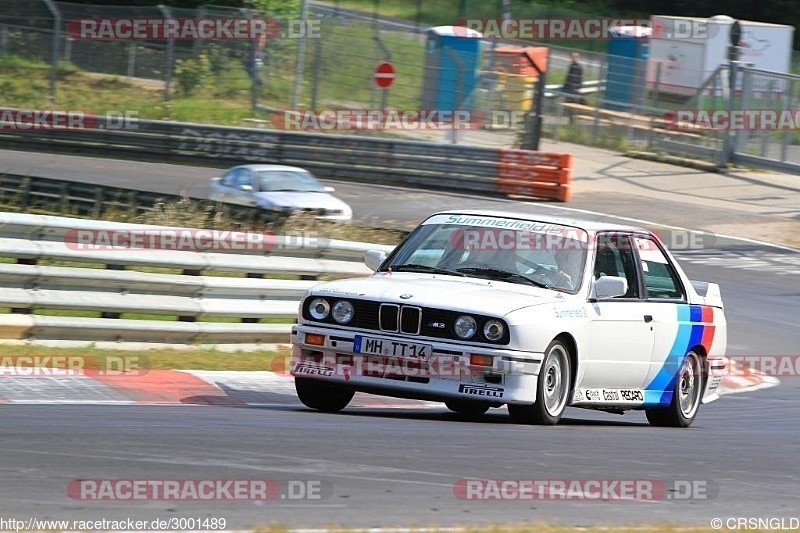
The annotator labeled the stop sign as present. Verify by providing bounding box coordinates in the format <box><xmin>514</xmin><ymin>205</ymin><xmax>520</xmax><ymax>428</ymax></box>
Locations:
<box><xmin>374</xmin><ymin>62</ymin><xmax>396</xmax><ymax>89</ymax></box>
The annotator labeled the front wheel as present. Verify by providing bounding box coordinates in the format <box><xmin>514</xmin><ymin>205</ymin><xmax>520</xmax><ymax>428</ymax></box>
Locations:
<box><xmin>508</xmin><ymin>340</ymin><xmax>571</xmax><ymax>425</ymax></box>
<box><xmin>295</xmin><ymin>377</ymin><xmax>355</xmax><ymax>413</ymax></box>
<box><xmin>646</xmin><ymin>351</ymin><xmax>703</xmax><ymax>428</ymax></box>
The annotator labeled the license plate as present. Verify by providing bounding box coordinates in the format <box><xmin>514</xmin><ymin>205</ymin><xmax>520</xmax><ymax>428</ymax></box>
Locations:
<box><xmin>353</xmin><ymin>335</ymin><xmax>432</xmax><ymax>359</ymax></box>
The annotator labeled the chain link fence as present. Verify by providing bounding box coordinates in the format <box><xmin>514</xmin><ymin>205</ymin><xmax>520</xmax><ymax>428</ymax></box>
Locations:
<box><xmin>1</xmin><ymin>0</ymin><xmax>800</xmax><ymax>173</ymax></box>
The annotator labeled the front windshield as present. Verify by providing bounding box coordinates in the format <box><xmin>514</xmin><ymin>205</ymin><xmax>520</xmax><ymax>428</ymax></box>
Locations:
<box><xmin>383</xmin><ymin>215</ymin><xmax>589</xmax><ymax>293</ymax></box>
<box><xmin>256</xmin><ymin>170</ymin><xmax>325</xmax><ymax>192</ymax></box>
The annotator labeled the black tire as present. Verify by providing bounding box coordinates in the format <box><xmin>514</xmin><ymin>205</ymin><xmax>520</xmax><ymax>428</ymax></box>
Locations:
<box><xmin>508</xmin><ymin>340</ymin><xmax>571</xmax><ymax>425</ymax></box>
<box><xmin>445</xmin><ymin>400</ymin><xmax>491</xmax><ymax>417</ymax></box>
<box><xmin>295</xmin><ymin>377</ymin><xmax>355</xmax><ymax>413</ymax></box>
<box><xmin>645</xmin><ymin>351</ymin><xmax>703</xmax><ymax>428</ymax></box>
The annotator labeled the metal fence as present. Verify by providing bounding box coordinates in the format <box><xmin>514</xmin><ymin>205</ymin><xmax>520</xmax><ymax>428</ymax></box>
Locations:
<box><xmin>538</xmin><ymin>60</ymin><xmax>800</xmax><ymax>172</ymax></box>
<box><xmin>2</xmin><ymin>0</ymin><xmax>800</xmax><ymax>173</ymax></box>
<box><xmin>0</xmin><ymin>0</ymin><xmax>650</xmax><ymax>117</ymax></box>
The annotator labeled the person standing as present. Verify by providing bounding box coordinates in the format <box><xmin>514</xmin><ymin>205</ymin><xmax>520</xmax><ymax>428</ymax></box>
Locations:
<box><xmin>562</xmin><ymin>52</ymin><xmax>584</xmax><ymax>123</ymax></box>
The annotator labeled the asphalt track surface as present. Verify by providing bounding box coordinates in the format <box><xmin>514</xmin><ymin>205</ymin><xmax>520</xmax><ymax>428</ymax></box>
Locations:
<box><xmin>0</xmin><ymin>149</ymin><xmax>798</xmax><ymax>528</ymax></box>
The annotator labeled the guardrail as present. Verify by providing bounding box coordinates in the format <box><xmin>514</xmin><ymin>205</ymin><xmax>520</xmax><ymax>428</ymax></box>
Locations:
<box><xmin>0</xmin><ymin>112</ymin><xmax>573</xmax><ymax>202</ymax></box>
<box><xmin>0</xmin><ymin>212</ymin><xmax>395</xmax><ymax>348</ymax></box>
<box><xmin>0</xmin><ymin>172</ymin><xmax>266</xmax><ymax>223</ymax></box>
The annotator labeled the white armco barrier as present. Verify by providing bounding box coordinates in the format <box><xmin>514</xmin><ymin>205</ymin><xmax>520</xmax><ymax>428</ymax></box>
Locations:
<box><xmin>0</xmin><ymin>213</ymin><xmax>395</xmax><ymax>348</ymax></box>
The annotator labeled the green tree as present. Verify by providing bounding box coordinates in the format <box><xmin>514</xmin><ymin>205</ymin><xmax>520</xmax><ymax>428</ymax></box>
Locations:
<box><xmin>174</xmin><ymin>53</ymin><xmax>211</xmax><ymax>96</ymax></box>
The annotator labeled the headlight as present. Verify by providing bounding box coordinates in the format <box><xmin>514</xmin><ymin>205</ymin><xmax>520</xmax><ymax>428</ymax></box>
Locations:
<box><xmin>308</xmin><ymin>298</ymin><xmax>330</xmax><ymax>320</ymax></box>
<box><xmin>454</xmin><ymin>315</ymin><xmax>477</xmax><ymax>339</ymax></box>
<box><xmin>332</xmin><ymin>300</ymin><xmax>354</xmax><ymax>324</ymax></box>
<box><xmin>483</xmin><ymin>319</ymin><xmax>505</xmax><ymax>341</ymax></box>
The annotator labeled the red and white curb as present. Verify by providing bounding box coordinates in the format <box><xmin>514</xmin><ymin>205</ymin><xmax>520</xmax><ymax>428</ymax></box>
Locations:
<box><xmin>0</xmin><ymin>370</ymin><xmax>440</xmax><ymax>408</ymax></box>
<box><xmin>0</xmin><ymin>367</ymin><xmax>777</xmax><ymax>406</ymax></box>
<box><xmin>716</xmin><ymin>357</ymin><xmax>780</xmax><ymax>396</ymax></box>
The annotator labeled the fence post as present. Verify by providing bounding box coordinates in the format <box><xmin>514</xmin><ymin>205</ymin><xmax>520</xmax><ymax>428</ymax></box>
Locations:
<box><xmin>194</xmin><ymin>5</ymin><xmax>206</xmax><ymax>59</ymax></box>
<box><xmin>62</xmin><ymin>36</ymin><xmax>71</xmax><ymax>62</ymax></box>
<box><xmin>445</xmin><ymin>47</ymin><xmax>464</xmax><ymax>145</ymax></box>
<box><xmin>41</xmin><ymin>0</ymin><xmax>61</xmax><ymax>102</ymax></box>
<box><xmin>158</xmin><ymin>4</ymin><xmax>175</xmax><ymax>103</ymax></box>
<box><xmin>374</xmin><ymin>33</ymin><xmax>393</xmax><ymax>110</ymax></box>
<box><xmin>758</xmin><ymin>78</ymin><xmax>774</xmax><ymax>157</ymax></box>
<box><xmin>311</xmin><ymin>37</ymin><xmax>323</xmax><ymax>110</ymax></box>
<box><xmin>553</xmin><ymin>94</ymin><xmax>562</xmax><ymax>142</ymax></box>
<box><xmin>0</xmin><ymin>25</ymin><xmax>8</xmax><ymax>54</ymax></box>
<box><xmin>242</xmin><ymin>8</ymin><xmax>259</xmax><ymax>114</ymax></box>
<box><xmin>127</xmin><ymin>43</ymin><xmax>136</xmax><ymax>77</ymax></box>
<box><xmin>652</xmin><ymin>62</ymin><xmax>662</xmax><ymax>107</ymax></box>
<box><xmin>721</xmin><ymin>62</ymin><xmax>740</xmax><ymax>168</ymax></box>
<box><xmin>291</xmin><ymin>0</ymin><xmax>309</xmax><ymax>110</ymax></box>
<box><xmin>780</xmin><ymin>79</ymin><xmax>795</xmax><ymax>162</ymax></box>
<box><xmin>737</xmin><ymin>65</ymin><xmax>753</xmax><ymax>157</ymax></box>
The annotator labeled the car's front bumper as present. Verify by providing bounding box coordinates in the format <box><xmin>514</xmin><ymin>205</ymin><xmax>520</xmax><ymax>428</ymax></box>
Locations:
<box><xmin>290</xmin><ymin>324</ymin><xmax>544</xmax><ymax>405</ymax></box>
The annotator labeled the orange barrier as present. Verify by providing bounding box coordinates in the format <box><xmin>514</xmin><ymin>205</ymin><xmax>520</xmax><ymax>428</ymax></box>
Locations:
<box><xmin>496</xmin><ymin>149</ymin><xmax>572</xmax><ymax>202</ymax></box>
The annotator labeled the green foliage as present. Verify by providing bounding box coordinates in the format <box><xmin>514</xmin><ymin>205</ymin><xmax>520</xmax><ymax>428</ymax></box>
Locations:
<box><xmin>206</xmin><ymin>44</ymin><xmax>231</xmax><ymax>81</ymax></box>
<box><xmin>245</xmin><ymin>0</ymin><xmax>300</xmax><ymax>18</ymax></box>
<box><xmin>174</xmin><ymin>53</ymin><xmax>211</xmax><ymax>96</ymax></box>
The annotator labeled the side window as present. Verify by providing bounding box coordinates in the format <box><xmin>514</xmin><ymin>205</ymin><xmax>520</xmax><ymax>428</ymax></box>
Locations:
<box><xmin>231</xmin><ymin>169</ymin><xmax>251</xmax><ymax>189</ymax></box>
<box><xmin>220</xmin><ymin>169</ymin><xmax>237</xmax><ymax>187</ymax></box>
<box><xmin>593</xmin><ymin>234</ymin><xmax>640</xmax><ymax>299</ymax></box>
<box><xmin>634</xmin><ymin>237</ymin><xmax>685</xmax><ymax>300</ymax></box>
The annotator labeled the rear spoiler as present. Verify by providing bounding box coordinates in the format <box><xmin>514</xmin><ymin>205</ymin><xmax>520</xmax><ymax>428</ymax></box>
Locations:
<box><xmin>690</xmin><ymin>281</ymin><xmax>724</xmax><ymax>309</ymax></box>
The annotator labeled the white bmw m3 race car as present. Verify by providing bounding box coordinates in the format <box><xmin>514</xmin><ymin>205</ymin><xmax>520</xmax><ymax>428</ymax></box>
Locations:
<box><xmin>290</xmin><ymin>210</ymin><xmax>727</xmax><ymax>427</ymax></box>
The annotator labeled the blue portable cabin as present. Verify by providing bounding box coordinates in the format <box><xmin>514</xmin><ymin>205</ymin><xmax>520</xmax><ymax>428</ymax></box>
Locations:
<box><xmin>605</xmin><ymin>25</ymin><xmax>651</xmax><ymax>110</ymax></box>
<box><xmin>422</xmin><ymin>26</ymin><xmax>483</xmax><ymax>112</ymax></box>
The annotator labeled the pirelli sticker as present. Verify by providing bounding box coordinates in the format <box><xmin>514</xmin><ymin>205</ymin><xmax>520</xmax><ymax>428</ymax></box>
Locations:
<box><xmin>459</xmin><ymin>384</ymin><xmax>504</xmax><ymax>398</ymax></box>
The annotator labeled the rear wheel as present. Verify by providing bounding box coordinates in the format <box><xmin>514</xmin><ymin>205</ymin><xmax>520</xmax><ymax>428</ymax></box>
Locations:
<box><xmin>295</xmin><ymin>377</ymin><xmax>355</xmax><ymax>413</ymax></box>
<box><xmin>646</xmin><ymin>351</ymin><xmax>703</xmax><ymax>428</ymax></box>
<box><xmin>508</xmin><ymin>340</ymin><xmax>571</xmax><ymax>425</ymax></box>
<box><xmin>445</xmin><ymin>400</ymin><xmax>491</xmax><ymax>417</ymax></box>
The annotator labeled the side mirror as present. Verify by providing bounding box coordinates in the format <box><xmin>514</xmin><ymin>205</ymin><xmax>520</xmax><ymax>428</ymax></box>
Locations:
<box><xmin>239</xmin><ymin>184</ymin><xmax>253</xmax><ymax>192</ymax></box>
<box><xmin>324</xmin><ymin>186</ymin><xmax>335</xmax><ymax>193</ymax></box>
<box><xmin>591</xmin><ymin>276</ymin><xmax>628</xmax><ymax>300</ymax></box>
<box><xmin>364</xmin><ymin>249</ymin><xmax>387</xmax><ymax>272</ymax></box>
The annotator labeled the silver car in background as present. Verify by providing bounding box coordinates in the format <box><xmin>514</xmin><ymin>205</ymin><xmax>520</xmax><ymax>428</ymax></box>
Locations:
<box><xmin>209</xmin><ymin>164</ymin><xmax>353</xmax><ymax>221</ymax></box>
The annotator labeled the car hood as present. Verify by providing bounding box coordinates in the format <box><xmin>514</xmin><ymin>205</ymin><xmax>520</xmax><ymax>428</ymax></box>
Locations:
<box><xmin>253</xmin><ymin>191</ymin><xmax>348</xmax><ymax>210</ymax></box>
<box><xmin>309</xmin><ymin>272</ymin><xmax>571</xmax><ymax>316</ymax></box>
